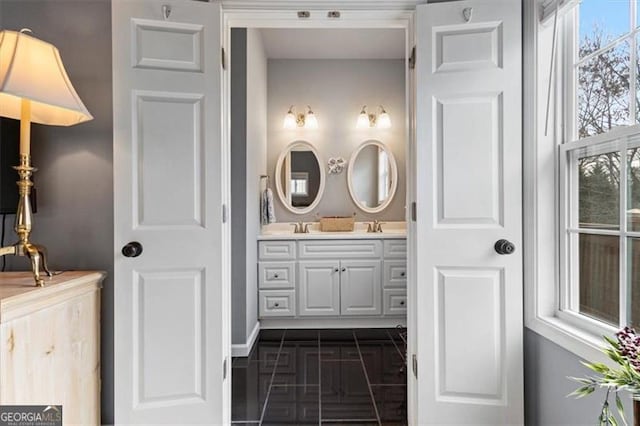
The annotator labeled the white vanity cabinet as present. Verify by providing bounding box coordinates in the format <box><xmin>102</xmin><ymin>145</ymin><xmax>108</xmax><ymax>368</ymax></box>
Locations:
<box><xmin>340</xmin><ymin>260</ymin><xmax>381</xmax><ymax>315</ymax></box>
<box><xmin>298</xmin><ymin>261</ymin><xmax>341</xmax><ymax>316</ymax></box>
<box><xmin>382</xmin><ymin>240</ymin><xmax>407</xmax><ymax>315</ymax></box>
<box><xmin>258</xmin><ymin>238</ymin><xmax>405</xmax><ymax>321</ymax></box>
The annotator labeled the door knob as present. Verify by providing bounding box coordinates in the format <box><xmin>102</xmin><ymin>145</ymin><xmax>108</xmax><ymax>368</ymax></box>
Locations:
<box><xmin>122</xmin><ymin>241</ymin><xmax>143</xmax><ymax>258</ymax></box>
<box><xmin>494</xmin><ymin>239</ymin><xmax>515</xmax><ymax>255</ymax></box>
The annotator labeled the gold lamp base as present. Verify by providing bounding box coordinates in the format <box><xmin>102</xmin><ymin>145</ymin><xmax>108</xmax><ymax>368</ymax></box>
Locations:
<box><xmin>0</xmin><ymin>154</ymin><xmax>52</xmax><ymax>286</ymax></box>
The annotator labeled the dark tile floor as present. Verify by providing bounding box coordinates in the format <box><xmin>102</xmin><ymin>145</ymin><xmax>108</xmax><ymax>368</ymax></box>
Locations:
<box><xmin>232</xmin><ymin>328</ymin><xmax>407</xmax><ymax>426</ymax></box>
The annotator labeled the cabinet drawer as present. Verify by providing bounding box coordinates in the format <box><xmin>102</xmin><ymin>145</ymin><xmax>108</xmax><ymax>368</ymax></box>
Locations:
<box><xmin>383</xmin><ymin>239</ymin><xmax>406</xmax><ymax>258</ymax></box>
<box><xmin>259</xmin><ymin>241</ymin><xmax>296</xmax><ymax>260</ymax></box>
<box><xmin>259</xmin><ymin>262</ymin><xmax>295</xmax><ymax>289</ymax></box>
<box><xmin>259</xmin><ymin>290</ymin><xmax>296</xmax><ymax>317</ymax></box>
<box><xmin>383</xmin><ymin>260</ymin><xmax>407</xmax><ymax>288</ymax></box>
<box><xmin>383</xmin><ymin>289</ymin><xmax>407</xmax><ymax>316</ymax></box>
<box><xmin>298</xmin><ymin>240</ymin><xmax>382</xmax><ymax>259</ymax></box>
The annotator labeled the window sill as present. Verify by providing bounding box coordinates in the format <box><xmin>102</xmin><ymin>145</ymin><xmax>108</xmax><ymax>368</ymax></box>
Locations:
<box><xmin>526</xmin><ymin>314</ymin><xmax>615</xmax><ymax>366</ymax></box>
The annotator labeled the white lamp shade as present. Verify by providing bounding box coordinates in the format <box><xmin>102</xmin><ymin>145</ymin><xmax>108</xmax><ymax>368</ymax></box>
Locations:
<box><xmin>377</xmin><ymin>111</ymin><xmax>391</xmax><ymax>129</ymax></box>
<box><xmin>356</xmin><ymin>112</ymin><xmax>370</xmax><ymax>129</ymax></box>
<box><xmin>283</xmin><ymin>111</ymin><xmax>297</xmax><ymax>129</ymax></box>
<box><xmin>305</xmin><ymin>111</ymin><xmax>318</xmax><ymax>129</ymax></box>
<box><xmin>0</xmin><ymin>30</ymin><xmax>93</xmax><ymax>126</ymax></box>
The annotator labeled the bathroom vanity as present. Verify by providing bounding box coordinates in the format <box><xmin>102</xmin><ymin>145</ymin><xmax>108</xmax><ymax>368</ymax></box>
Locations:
<box><xmin>258</xmin><ymin>136</ymin><xmax>406</xmax><ymax>328</ymax></box>
<box><xmin>257</xmin><ymin>222</ymin><xmax>406</xmax><ymax>328</ymax></box>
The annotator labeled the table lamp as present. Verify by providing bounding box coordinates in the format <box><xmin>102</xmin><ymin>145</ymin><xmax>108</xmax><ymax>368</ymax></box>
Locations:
<box><xmin>0</xmin><ymin>29</ymin><xmax>93</xmax><ymax>286</ymax></box>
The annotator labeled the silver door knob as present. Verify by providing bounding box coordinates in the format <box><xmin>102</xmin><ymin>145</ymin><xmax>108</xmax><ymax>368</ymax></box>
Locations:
<box><xmin>494</xmin><ymin>239</ymin><xmax>515</xmax><ymax>255</ymax></box>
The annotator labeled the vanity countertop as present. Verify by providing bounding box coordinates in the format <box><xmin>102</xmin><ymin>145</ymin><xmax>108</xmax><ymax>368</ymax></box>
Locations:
<box><xmin>258</xmin><ymin>221</ymin><xmax>407</xmax><ymax>240</ymax></box>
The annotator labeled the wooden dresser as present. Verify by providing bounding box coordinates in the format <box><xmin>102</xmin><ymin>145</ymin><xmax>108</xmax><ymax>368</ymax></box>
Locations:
<box><xmin>0</xmin><ymin>271</ymin><xmax>105</xmax><ymax>425</ymax></box>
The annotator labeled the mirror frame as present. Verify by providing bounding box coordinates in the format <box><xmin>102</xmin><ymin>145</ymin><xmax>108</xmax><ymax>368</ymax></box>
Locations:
<box><xmin>347</xmin><ymin>140</ymin><xmax>398</xmax><ymax>214</ymax></box>
<box><xmin>274</xmin><ymin>140</ymin><xmax>326</xmax><ymax>215</ymax></box>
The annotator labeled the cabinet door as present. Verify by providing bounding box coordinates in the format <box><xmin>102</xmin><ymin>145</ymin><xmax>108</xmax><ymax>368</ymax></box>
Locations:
<box><xmin>340</xmin><ymin>260</ymin><xmax>381</xmax><ymax>316</ymax></box>
<box><xmin>298</xmin><ymin>261</ymin><xmax>340</xmax><ymax>316</ymax></box>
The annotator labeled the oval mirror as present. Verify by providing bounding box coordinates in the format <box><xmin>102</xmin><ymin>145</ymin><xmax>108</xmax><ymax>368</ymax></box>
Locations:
<box><xmin>275</xmin><ymin>140</ymin><xmax>325</xmax><ymax>215</ymax></box>
<box><xmin>347</xmin><ymin>140</ymin><xmax>398</xmax><ymax>214</ymax></box>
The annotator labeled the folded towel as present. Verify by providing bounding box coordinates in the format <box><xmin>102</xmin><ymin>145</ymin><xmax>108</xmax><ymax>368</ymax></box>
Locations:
<box><xmin>261</xmin><ymin>187</ymin><xmax>276</xmax><ymax>225</ymax></box>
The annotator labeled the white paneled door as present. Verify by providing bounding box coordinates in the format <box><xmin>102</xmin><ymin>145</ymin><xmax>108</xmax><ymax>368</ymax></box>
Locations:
<box><xmin>112</xmin><ymin>1</ymin><xmax>224</xmax><ymax>424</ymax></box>
<box><xmin>414</xmin><ymin>0</ymin><xmax>523</xmax><ymax>424</ymax></box>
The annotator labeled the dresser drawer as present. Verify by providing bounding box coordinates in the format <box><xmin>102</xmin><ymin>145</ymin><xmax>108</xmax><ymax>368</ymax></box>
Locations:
<box><xmin>383</xmin><ymin>260</ymin><xmax>407</xmax><ymax>288</ymax></box>
<box><xmin>259</xmin><ymin>262</ymin><xmax>295</xmax><ymax>289</ymax></box>
<box><xmin>383</xmin><ymin>239</ymin><xmax>406</xmax><ymax>258</ymax></box>
<box><xmin>259</xmin><ymin>241</ymin><xmax>296</xmax><ymax>260</ymax></box>
<box><xmin>383</xmin><ymin>289</ymin><xmax>407</xmax><ymax>315</ymax></box>
<box><xmin>259</xmin><ymin>290</ymin><xmax>296</xmax><ymax>317</ymax></box>
<box><xmin>298</xmin><ymin>240</ymin><xmax>382</xmax><ymax>259</ymax></box>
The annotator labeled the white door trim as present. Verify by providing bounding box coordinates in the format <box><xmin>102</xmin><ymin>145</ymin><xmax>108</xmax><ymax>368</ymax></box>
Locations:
<box><xmin>220</xmin><ymin>6</ymin><xmax>416</xmax><ymax>423</ymax></box>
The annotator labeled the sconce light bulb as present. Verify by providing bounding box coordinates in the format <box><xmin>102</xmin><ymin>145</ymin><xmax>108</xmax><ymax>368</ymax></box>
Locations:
<box><xmin>377</xmin><ymin>106</ymin><xmax>391</xmax><ymax>129</ymax></box>
<box><xmin>283</xmin><ymin>106</ymin><xmax>297</xmax><ymax>129</ymax></box>
<box><xmin>305</xmin><ymin>106</ymin><xmax>318</xmax><ymax>129</ymax></box>
<box><xmin>356</xmin><ymin>105</ymin><xmax>369</xmax><ymax>129</ymax></box>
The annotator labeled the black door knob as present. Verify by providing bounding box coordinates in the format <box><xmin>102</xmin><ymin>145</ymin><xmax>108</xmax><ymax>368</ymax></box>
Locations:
<box><xmin>494</xmin><ymin>239</ymin><xmax>515</xmax><ymax>255</ymax></box>
<box><xmin>122</xmin><ymin>241</ymin><xmax>143</xmax><ymax>258</ymax></box>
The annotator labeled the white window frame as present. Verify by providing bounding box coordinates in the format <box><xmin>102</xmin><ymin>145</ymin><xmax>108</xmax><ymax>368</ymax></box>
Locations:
<box><xmin>560</xmin><ymin>0</ymin><xmax>640</xmax><ymax>332</ymax></box>
<box><xmin>524</xmin><ymin>0</ymin><xmax>635</xmax><ymax>364</ymax></box>
<box><xmin>558</xmin><ymin>129</ymin><xmax>637</xmax><ymax>338</ymax></box>
<box><xmin>290</xmin><ymin>172</ymin><xmax>309</xmax><ymax>197</ymax></box>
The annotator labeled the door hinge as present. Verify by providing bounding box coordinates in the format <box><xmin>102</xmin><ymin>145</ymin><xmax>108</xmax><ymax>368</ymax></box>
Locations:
<box><xmin>222</xmin><ymin>204</ymin><xmax>228</xmax><ymax>223</ymax></box>
<box><xmin>411</xmin><ymin>202</ymin><xmax>417</xmax><ymax>222</ymax></box>
<box><xmin>223</xmin><ymin>357</ymin><xmax>228</xmax><ymax>380</ymax></box>
<box><xmin>221</xmin><ymin>46</ymin><xmax>226</xmax><ymax>70</ymax></box>
<box><xmin>412</xmin><ymin>354</ymin><xmax>418</xmax><ymax>378</ymax></box>
<box><xmin>409</xmin><ymin>46</ymin><xmax>416</xmax><ymax>70</ymax></box>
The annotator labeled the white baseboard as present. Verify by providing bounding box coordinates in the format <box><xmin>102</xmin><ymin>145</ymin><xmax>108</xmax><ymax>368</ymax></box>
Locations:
<box><xmin>260</xmin><ymin>317</ymin><xmax>406</xmax><ymax>329</ymax></box>
<box><xmin>232</xmin><ymin>321</ymin><xmax>260</xmax><ymax>357</ymax></box>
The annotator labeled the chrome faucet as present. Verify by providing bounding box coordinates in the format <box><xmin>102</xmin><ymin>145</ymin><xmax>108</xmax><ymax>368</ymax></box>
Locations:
<box><xmin>367</xmin><ymin>220</ymin><xmax>384</xmax><ymax>233</ymax></box>
<box><xmin>292</xmin><ymin>221</ymin><xmax>309</xmax><ymax>233</ymax></box>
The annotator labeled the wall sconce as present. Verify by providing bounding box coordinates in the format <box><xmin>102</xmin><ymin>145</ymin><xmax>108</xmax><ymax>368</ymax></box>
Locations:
<box><xmin>283</xmin><ymin>105</ymin><xmax>318</xmax><ymax>130</ymax></box>
<box><xmin>356</xmin><ymin>105</ymin><xmax>391</xmax><ymax>129</ymax></box>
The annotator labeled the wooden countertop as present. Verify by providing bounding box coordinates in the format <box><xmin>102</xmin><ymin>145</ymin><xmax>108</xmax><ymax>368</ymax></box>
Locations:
<box><xmin>0</xmin><ymin>271</ymin><xmax>105</xmax><ymax>323</ymax></box>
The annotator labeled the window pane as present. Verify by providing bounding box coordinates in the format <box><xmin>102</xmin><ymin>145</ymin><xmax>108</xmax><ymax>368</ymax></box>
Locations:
<box><xmin>579</xmin><ymin>234</ymin><xmax>620</xmax><ymax>326</ymax></box>
<box><xmin>629</xmin><ymin>238</ymin><xmax>640</xmax><ymax>329</ymax></box>
<box><xmin>579</xmin><ymin>152</ymin><xmax>620</xmax><ymax>229</ymax></box>
<box><xmin>628</xmin><ymin>147</ymin><xmax>640</xmax><ymax>231</ymax></box>
<box><xmin>578</xmin><ymin>43</ymin><xmax>630</xmax><ymax>138</ymax></box>
<box><xmin>579</xmin><ymin>0</ymin><xmax>630</xmax><ymax>55</ymax></box>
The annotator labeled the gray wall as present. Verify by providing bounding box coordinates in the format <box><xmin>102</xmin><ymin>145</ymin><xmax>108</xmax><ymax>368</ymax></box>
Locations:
<box><xmin>524</xmin><ymin>328</ymin><xmax>633</xmax><ymax>425</ymax></box>
<box><xmin>231</xmin><ymin>28</ymin><xmax>266</xmax><ymax>346</ymax></box>
<box><xmin>1</xmin><ymin>1</ymin><xmax>114</xmax><ymax>423</ymax></box>
<box><xmin>267</xmin><ymin>59</ymin><xmax>406</xmax><ymax>222</ymax></box>
<box><xmin>231</xmin><ymin>28</ymin><xmax>248</xmax><ymax>345</ymax></box>
<box><xmin>244</xmin><ymin>28</ymin><xmax>267</xmax><ymax>342</ymax></box>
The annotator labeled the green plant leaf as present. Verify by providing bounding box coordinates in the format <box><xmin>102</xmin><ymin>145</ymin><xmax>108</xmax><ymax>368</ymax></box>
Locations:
<box><xmin>569</xmin><ymin>385</ymin><xmax>596</xmax><ymax>398</ymax></box>
<box><xmin>585</xmin><ymin>362</ymin><xmax>611</xmax><ymax>374</ymax></box>
<box><xmin>610</xmin><ymin>413</ymin><xmax>619</xmax><ymax>426</ymax></box>
<box><xmin>615</xmin><ymin>392</ymin><xmax>627</xmax><ymax>426</ymax></box>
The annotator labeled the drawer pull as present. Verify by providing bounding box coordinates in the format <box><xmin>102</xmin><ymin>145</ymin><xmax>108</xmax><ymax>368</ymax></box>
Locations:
<box><xmin>273</xmin><ymin>273</ymin><xmax>279</xmax><ymax>279</ymax></box>
<box><xmin>274</xmin><ymin>302</ymin><xmax>280</xmax><ymax>307</ymax></box>
<box><xmin>400</xmin><ymin>300</ymin><xmax>405</xmax><ymax>306</ymax></box>
<box><xmin>341</xmin><ymin>267</ymin><xmax>346</xmax><ymax>272</ymax></box>
<box><xmin>334</xmin><ymin>267</ymin><xmax>340</xmax><ymax>272</ymax></box>
<box><xmin>400</xmin><ymin>272</ymin><xmax>406</xmax><ymax>277</ymax></box>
